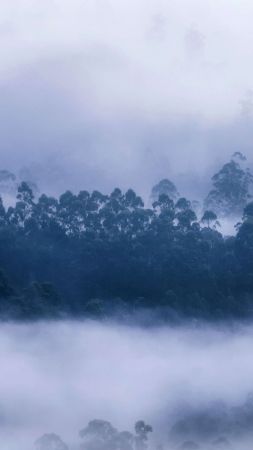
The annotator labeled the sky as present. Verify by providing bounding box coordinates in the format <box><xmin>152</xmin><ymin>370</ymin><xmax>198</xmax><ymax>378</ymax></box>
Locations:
<box><xmin>0</xmin><ymin>0</ymin><xmax>253</xmax><ymax>198</ymax></box>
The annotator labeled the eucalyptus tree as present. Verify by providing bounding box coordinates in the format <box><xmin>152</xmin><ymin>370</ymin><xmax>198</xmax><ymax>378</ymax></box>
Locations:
<box><xmin>204</xmin><ymin>156</ymin><xmax>253</xmax><ymax>217</ymax></box>
<box><xmin>34</xmin><ymin>433</ymin><xmax>69</xmax><ymax>450</ymax></box>
<box><xmin>151</xmin><ymin>178</ymin><xmax>179</xmax><ymax>203</ymax></box>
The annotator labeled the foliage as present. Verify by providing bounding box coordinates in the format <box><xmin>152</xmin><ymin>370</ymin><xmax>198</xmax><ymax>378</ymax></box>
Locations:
<box><xmin>0</xmin><ymin>180</ymin><xmax>252</xmax><ymax>320</ymax></box>
<box><xmin>151</xmin><ymin>179</ymin><xmax>179</xmax><ymax>203</ymax></box>
<box><xmin>79</xmin><ymin>419</ymin><xmax>152</xmax><ymax>450</ymax></box>
<box><xmin>35</xmin><ymin>433</ymin><xmax>69</xmax><ymax>450</ymax></box>
<box><xmin>204</xmin><ymin>155</ymin><xmax>253</xmax><ymax>217</ymax></box>
<box><xmin>201</xmin><ymin>211</ymin><xmax>220</xmax><ymax>229</ymax></box>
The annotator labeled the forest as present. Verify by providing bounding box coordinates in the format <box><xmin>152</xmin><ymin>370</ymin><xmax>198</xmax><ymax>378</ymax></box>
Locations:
<box><xmin>0</xmin><ymin>152</ymin><xmax>252</xmax><ymax>320</ymax></box>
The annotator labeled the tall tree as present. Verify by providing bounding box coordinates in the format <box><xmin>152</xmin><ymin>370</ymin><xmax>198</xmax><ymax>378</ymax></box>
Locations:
<box><xmin>34</xmin><ymin>433</ymin><xmax>68</xmax><ymax>450</ymax></box>
<box><xmin>201</xmin><ymin>210</ymin><xmax>220</xmax><ymax>229</ymax></box>
<box><xmin>151</xmin><ymin>179</ymin><xmax>179</xmax><ymax>203</ymax></box>
<box><xmin>204</xmin><ymin>155</ymin><xmax>253</xmax><ymax>217</ymax></box>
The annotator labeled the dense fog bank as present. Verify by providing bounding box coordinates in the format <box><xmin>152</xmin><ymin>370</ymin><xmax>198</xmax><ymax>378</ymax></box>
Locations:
<box><xmin>1</xmin><ymin>321</ymin><xmax>253</xmax><ymax>449</ymax></box>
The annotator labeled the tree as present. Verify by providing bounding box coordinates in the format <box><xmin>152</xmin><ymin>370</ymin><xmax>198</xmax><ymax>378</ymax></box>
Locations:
<box><xmin>177</xmin><ymin>209</ymin><xmax>197</xmax><ymax>229</ymax></box>
<box><xmin>34</xmin><ymin>433</ymin><xmax>68</xmax><ymax>450</ymax></box>
<box><xmin>0</xmin><ymin>269</ymin><xmax>13</xmax><ymax>298</ymax></box>
<box><xmin>58</xmin><ymin>190</ymin><xmax>80</xmax><ymax>235</ymax></box>
<box><xmin>79</xmin><ymin>419</ymin><xmax>118</xmax><ymax>450</ymax></box>
<box><xmin>232</xmin><ymin>151</ymin><xmax>247</xmax><ymax>162</ymax></box>
<box><xmin>204</xmin><ymin>156</ymin><xmax>253</xmax><ymax>217</ymax></box>
<box><xmin>21</xmin><ymin>282</ymin><xmax>61</xmax><ymax>318</ymax></box>
<box><xmin>201</xmin><ymin>210</ymin><xmax>220</xmax><ymax>229</ymax></box>
<box><xmin>0</xmin><ymin>197</ymin><xmax>6</xmax><ymax>226</ymax></box>
<box><xmin>124</xmin><ymin>189</ymin><xmax>144</xmax><ymax>209</ymax></box>
<box><xmin>153</xmin><ymin>194</ymin><xmax>175</xmax><ymax>215</ymax></box>
<box><xmin>151</xmin><ymin>179</ymin><xmax>179</xmax><ymax>203</ymax></box>
<box><xmin>175</xmin><ymin>198</ymin><xmax>197</xmax><ymax>230</ymax></box>
<box><xmin>7</xmin><ymin>181</ymin><xmax>35</xmax><ymax>227</ymax></box>
<box><xmin>135</xmin><ymin>420</ymin><xmax>153</xmax><ymax>450</ymax></box>
<box><xmin>235</xmin><ymin>202</ymin><xmax>253</xmax><ymax>268</ymax></box>
<box><xmin>175</xmin><ymin>198</ymin><xmax>192</xmax><ymax>211</ymax></box>
<box><xmin>79</xmin><ymin>419</ymin><xmax>153</xmax><ymax>450</ymax></box>
<box><xmin>17</xmin><ymin>181</ymin><xmax>34</xmax><ymax>204</ymax></box>
<box><xmin>0</xmin><ymin>169</ymin><xmax>16</xmax><ymax>196</ymax></box>
<box><xmin>35</xmin><ymin>194</ymin><xmax>59</xmax><ymax>231</ymax></box>
<box><xmin>242</xmin><ymin>201</ymin><xmax>253</xmax><ymax>223</ymax></box>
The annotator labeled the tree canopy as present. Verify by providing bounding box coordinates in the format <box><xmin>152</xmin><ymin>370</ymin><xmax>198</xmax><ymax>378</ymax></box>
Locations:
<box><xmin>0</xmin><ymin>176</ymin><xmax>252</xmax><ymax>321</ymax></box>
<box><xmin>204</xmin><ymin>155</ymin><xmax>253</xmax><ymax>217</ymax></box>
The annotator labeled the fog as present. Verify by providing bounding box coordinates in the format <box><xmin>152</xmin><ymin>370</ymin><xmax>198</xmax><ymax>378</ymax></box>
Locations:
<box><xmin>0</xmin><ymin>1</ymin><xmax>253</xmax><ymax>197</ymax></box>
<box><xmin>1</xmin><ymin>320</ymin><xmax>253</xmax><ymax>449</ymax></box>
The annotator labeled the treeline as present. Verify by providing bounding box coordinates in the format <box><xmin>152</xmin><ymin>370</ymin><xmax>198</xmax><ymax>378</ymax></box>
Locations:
<box><xmin>34</xmin><ymin>394</ymin><xmax>253</xmax><ymax>449</ymax></box>
<box><xmin>35</xmin><ymin>419</ymin><xmax>153</xmax><ymax>450</ymax></box>
<box><xmin>0</xmin><ymin>178</ymin><xmax>253</xmax><ymax>320</ymax></box>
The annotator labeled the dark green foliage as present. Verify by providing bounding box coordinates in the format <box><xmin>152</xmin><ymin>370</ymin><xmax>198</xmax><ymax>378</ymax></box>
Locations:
<box><xmin>0</xmin><ymin>269</ymin><xmax>13</xmax><ymax>298</ymax></box>
<box><xmin>0</xmin><ymin>181</ymin><xmax>252</xmax><ymax>321</ymax></box>
<box><xmin>243</xmin><ymin>201</ymin><xmax>253</xmax><ymax>222</ymax></box>
<box><xmin>201</xmin><ymin>211</ymin><xmax>220</xmax><ymax>229</ymax></box>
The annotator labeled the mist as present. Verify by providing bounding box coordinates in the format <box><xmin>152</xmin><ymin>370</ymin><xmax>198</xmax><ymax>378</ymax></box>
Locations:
<box><xmin>0</xmin><ymin>1</ymin><xmax>253</xmax><ymax>198</ymax></box>
<box><xmin>1</xmin><ymin>320</ymin><xmax>253</xmax><ymax>449</ymax></box>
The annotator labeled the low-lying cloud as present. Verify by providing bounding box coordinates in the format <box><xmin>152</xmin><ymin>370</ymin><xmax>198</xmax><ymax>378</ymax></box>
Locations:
<box><xmin>1</xmin><ymin>321</ymin><xmax>253</xmax><ymax>449</ymax></box>
<box><xmin>0</xmin><ymin>1</ymin><xmax>253</xmax><ymax>197</ymax></box>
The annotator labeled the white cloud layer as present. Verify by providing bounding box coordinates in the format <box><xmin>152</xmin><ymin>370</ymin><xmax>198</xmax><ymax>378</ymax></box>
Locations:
<box><xmin>1</xmin><ymin>321</ymin><xmax>253</xmax><ymax>449</ymax></box>
<box><xmin>0</xmin><ymin>0</ymin><xmax>253</xmax><ymax>196</ymax></box>
<box><xmin>0</xmin><ymin>0</ymin><xmax>253</xmax><ymax>119</ymax></box>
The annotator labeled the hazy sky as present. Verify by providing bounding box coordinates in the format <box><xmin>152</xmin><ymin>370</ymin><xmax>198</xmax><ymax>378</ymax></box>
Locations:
<box><xmin>0</xmin><ymin>0</ymin><xmax>253</xmax><ymax>197</ymax></box>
